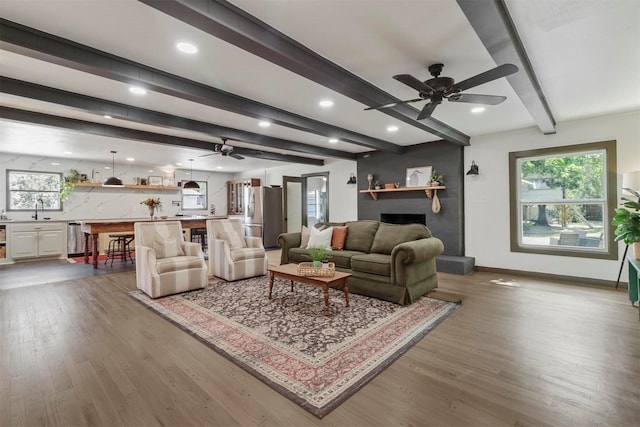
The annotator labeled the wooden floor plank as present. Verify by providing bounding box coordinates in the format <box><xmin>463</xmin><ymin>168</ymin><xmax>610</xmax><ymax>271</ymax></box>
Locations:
<box><xmin>0</xmin><ymin>257</ymin><xmax>638</xmax><ymax>427</ymax></box>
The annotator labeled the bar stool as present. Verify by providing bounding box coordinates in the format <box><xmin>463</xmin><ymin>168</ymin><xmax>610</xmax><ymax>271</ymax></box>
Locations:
<box><xmin>190</xmin><ymin>228</ymin><xmax>208</xmax><ymax>252</ymax></box>
<box><xmin>105</xmin><ymin>233</ymin><xmax>135</xmax><ymax>266</ymax></box>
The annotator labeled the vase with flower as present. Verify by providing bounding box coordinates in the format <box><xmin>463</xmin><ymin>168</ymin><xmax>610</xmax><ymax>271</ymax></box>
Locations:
<box><xmin>141</xmin><ymin>197</ymin><xmax>162</xmax><ymax>220</ymax></box>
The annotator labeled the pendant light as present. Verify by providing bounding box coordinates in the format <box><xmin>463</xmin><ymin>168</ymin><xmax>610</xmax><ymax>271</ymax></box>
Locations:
<box><xmin>183</xmin><ymin>159</ymin><xmax>200</xmax><ymax>189</ymax></box>
<box><xmin>102</xmin><ymin>150</ymin><xmax>124</xmax><ymax>187</ymax></box>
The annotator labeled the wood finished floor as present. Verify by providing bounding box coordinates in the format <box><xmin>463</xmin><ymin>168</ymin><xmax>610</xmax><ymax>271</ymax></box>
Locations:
<box><xmin>1</xmin><ymin>254</ymin><xmax>638</xmax><ymax>427</ymax></box>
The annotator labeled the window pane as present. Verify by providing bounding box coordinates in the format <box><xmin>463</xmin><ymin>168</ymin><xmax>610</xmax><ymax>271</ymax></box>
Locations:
<box><xmin>509</xmin><ymin>140</ymin><xmax>617</xmax><ymax>260</ymax></box>
<box><xmin>181</xmin><ymin>181</ymin><xmax>207</xmax><ymax>210</ymax></box>
<box><xmin>8</xmin><ymin>170</ymin><xmax>62</xmax><ymax>211</ymax></box>
<box><xmin>521</xmin><ymin>203</ymin><xmax>604</xmax><ymax>249</ymax></box>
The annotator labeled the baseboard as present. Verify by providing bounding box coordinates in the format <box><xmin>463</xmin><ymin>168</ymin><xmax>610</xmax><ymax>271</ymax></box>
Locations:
<box><xmin>474</xmin><ymin>266</ymin><xmax>627</xmax><ymax>289</ymax></box>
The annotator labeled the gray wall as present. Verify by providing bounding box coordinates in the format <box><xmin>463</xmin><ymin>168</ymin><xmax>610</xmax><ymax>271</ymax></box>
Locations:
<box><xmin>357</xmin><ymin>141</ymin><xmax>464</xmax><ymax>256</ymax></box>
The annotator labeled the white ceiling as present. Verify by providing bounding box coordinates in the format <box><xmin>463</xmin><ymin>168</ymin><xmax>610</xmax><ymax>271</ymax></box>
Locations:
<box><xmin>0</xmin><ymin>0</ymin><xmax>638</xmax><ymax>173</ymax></box>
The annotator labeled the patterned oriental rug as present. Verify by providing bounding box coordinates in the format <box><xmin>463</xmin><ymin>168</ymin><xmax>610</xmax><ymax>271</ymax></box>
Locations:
<box><xmin>129</xmin><ymin>277</ymin><xmax>460</xmax><ymax>418</ymax></box>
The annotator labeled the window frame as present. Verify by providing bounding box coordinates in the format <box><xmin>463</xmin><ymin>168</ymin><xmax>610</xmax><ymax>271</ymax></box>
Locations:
<box><xmin>508</xmin><ymin>140</ymin><xmax>618</xmax><ymax>260</ymax></box>
<box><xmin>180</xmin><ymin>180</ymin><xmax>208</xmax><ymax>211</ymax></box>
<box><xmin>7</xmin><ymin>169</ymin><xmax>64</xmax><ymax>212</ymax></box>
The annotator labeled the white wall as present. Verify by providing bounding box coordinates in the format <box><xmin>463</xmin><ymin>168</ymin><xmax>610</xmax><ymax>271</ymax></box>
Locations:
<box><xmin>465</xmin><ymin>110</ymin><xmax>640</xmax><ymax>281</ymax></box>
<box><xmin>240</xmin><ymin>158</ymin><xmax>358</xmax><ymax>223</ymax></box>
<box><xmin>0</xmin><ymin>154</ymin><xmax>233</xmax><ymax>221</ymax></box>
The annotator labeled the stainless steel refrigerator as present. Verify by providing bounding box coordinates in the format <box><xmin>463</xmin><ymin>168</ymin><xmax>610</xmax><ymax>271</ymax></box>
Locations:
<box><xmin>245</xmin><ymin>186</ymin><xmax>283</xmax><ymax>248</ymax></box>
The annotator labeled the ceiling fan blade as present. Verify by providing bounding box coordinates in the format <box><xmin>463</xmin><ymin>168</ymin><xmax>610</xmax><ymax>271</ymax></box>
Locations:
<box><xmin>364</xmin><ymin>97</ymin><xmax>423</xmax><ymax>111</ymax></box>
<box><xmin>393</xmin><ymin>74</ymin><xmax>434</xmax><ymax>94</ymax></box>
<box><xmin>198</xmin><ymin>152</ymin><xmax>219</xmax><ymax>157</ymax></box>
<box><xmin>448</xmin><ymin>93</ymin><xmax>507</xmax><ymax>105</ymax></box>
<box><xmin>451</xmin><ymin>63</ymin><xmax>518</xmax><ymax>92</ymax></box>
<box><xmin>230</xmin><ymin>153</ymin><xmax>244</xmax><ymax>160</ymax></box>
<box><xmin>417</xmin><ymin>101</ymin><xmax>439</xmax><ymax>120</ymax></box>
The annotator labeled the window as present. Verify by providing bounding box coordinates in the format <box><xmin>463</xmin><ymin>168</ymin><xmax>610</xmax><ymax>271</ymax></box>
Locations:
<box><xmin>181</xmin><ymin>180</ymin><xmax>207</xmax><ymax>210</ymax></box>
<box><xmin>509</xmin><ymin>140</ymin><xmax>617</xmax><ymax>260</ymax></box>
<box><xmin>8</xmin><ymin>170</ymin><xmax>63</xmax><ymax>211</ymax></box>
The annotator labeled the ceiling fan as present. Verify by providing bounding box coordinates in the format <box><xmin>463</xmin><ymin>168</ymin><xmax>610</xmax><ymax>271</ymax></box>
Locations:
<box><xmin>199</xmin><ymin>138</ymin><xmax>245</xmax><ymax>160</ymax></box>
<box><xmin>365</xmin><ymin>63</ymin><xmax>519</xmax><ymax>120</ymax></box>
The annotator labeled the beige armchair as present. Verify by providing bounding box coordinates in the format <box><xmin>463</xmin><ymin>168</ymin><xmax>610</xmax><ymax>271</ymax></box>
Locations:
<box><xmin>134</xmin><ymin>221</ymin><xmax>208</xmax><ymax>298</ymax></box>
<box><xmin>206</xmin><ymin>219</ymin><xmax>267</xmax><ymax>281</ymax></box>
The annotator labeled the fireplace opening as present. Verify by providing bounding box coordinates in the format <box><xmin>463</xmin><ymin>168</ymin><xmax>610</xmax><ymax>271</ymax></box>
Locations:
<box><xmin>380</xmin><ymin>213</ymin><xmax>426</xmax><ymax>225</ymax></box>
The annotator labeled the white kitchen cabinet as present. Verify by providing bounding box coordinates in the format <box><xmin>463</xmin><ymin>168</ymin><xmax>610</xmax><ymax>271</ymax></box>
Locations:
<box><xmin>9</xmin><ymin>222</ymin><xmax>67</xmax><ymax>260</ymax></box>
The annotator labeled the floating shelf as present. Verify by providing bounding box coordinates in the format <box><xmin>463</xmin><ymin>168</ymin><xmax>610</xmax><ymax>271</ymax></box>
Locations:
<box><xmin>73</xmin><ymin>182</ymin><xmax>180</xmax><ymax>190</ymax></box>
<box><xmin>359</xmin><ymin>185</ymin><xmax>445</xmax><ymax>201</ymax></box>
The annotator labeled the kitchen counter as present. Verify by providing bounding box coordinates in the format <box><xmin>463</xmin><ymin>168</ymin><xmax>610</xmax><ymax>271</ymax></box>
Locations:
<box><xmin>79</xmin><ymin>216</ymin><xmax>227</xmax><ymax>269</ymax></box>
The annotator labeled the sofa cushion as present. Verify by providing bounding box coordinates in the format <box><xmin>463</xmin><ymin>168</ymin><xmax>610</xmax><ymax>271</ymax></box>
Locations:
<box><xmin>344</xmin><ymin>221</ymin><xmax>380</xmax><ymax>253</ymax></box>
<box><xmin>351</xmin><ymin>253</ymin><xmax>391</xmax><ymax>277</ymax></box>
<box><xmin>230</xmin><ymin>247</ymin><xmax>266</xmax><ymax>262</ymax></box>
<box><xmin>370</xmin><ymin>223</ymin><xmax>431</xmax><ymax>255</ymax></box>
<box><xmin>331</xmin><ymin>226</ymin><xmax>348</xmax><ymax>250</ymax></box>
<box><xmin>327</xmin><ymin>249</ymin><xmax>364</xmax><ymax>269</ymax></box>
<box><xmin>156</xmin><ymin>255</ymin><xmax>202</xmax><ymax>274</ymax></box>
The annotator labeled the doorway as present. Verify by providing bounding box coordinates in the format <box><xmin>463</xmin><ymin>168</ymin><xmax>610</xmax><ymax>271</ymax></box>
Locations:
<box><xmin>283</xmin><ymin>172</ymin><xmax>329</xmax><ymax>232</ymax></box>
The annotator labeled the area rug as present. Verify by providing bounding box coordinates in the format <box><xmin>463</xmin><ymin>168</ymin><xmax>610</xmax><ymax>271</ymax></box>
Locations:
<box><xmin>129</xmin><ymin>277</ymin><xmax>459</xmax><ymax>418</ymax></box>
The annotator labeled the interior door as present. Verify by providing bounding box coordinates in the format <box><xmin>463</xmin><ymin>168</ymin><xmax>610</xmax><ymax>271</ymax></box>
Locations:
<box><xmin>283</xmin><ymin>176</ymin><xmax>305</xmax><ymax>233</ymax></box>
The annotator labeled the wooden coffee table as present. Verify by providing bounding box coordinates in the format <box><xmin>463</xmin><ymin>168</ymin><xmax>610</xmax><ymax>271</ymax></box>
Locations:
<box><xmin>268</xmin><ymin>264</ymin><xmax>351</xmax><ymax>316</ymax></box>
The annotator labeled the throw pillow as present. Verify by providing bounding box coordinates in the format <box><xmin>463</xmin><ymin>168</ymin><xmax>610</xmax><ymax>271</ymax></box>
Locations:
<box><xmin>153</xmin><ymin>237</ymin><xmax>185</xmax><ymax>258</ymax></box>
<box><xmin>331</xmin><ymin>226</ymin><xmax>348</xmax><ymax>250</ymax></box>
<box><xmin>299</xmin><ymin>225</ymin><xmax>311</xmax><ymax>248</ymax></box>
<box><xmin>306</xmin><ymin>226</ymin><xmax>333</xmax><ymax>250</ymax></box>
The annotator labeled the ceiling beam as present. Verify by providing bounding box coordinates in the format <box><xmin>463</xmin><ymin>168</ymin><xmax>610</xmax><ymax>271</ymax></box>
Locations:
<box><xmin>457</xmin><ymin>0</ymin><xmax>556</xmax><ymax>134</ymax></box>
<box><xmin>137</xmin><ymin>0</ymin><xmax>470</xmax><ymax>146</ymax></box>
<box><xmin>0</xmin><ymin>18</ymin><xmax>402</xmax><ymax>153</ymax></box>
<box><xmin>0</xmin><ymin>77</ymin><xmax>356</xmax><ymax>160</ymax></box>
<box><xmin>0</xmin><ymin>107</ymin><xmax>325</xmax><ymax>166</ymax></box>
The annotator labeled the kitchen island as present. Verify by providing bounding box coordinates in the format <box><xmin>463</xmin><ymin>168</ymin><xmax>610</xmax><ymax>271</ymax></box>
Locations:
<box><xmin>80</xmin><ymin>217</ymin><xmax>223</xmax><ymax>269</ymax></box>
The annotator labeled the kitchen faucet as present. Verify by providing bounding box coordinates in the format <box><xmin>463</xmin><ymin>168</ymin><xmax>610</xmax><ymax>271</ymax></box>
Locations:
<box><xmin>32</xmin><ymin>198</ymin><xmax>44</xmax><ymax>220</ymax></box>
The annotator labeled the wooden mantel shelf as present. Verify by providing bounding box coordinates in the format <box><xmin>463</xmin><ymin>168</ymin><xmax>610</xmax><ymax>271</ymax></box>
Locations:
<box><xmin>359</xmin><ymin>185</ymin><xmax>445</xmax><ymax>201</ymax></box>
<box><xmin>73</xmin><ymin>182</ymin><xmax>180</xmax><ymax>190</ymax></box>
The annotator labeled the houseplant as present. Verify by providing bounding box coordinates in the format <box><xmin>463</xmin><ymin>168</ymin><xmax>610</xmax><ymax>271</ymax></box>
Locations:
<box><xmin>430</xmin><ymin>170</ymin><xmax>444</xmax><ymax>186</ymax></box>
<box><xmin>612</xmin><ymin>188</ymin><xmax>640</xmax><ymax>259</ymax></box>
<box><xmin>141</xmin><ymin>197</ymin><xmax>162</xmax><ymax>219</ymax></box>
<box><xmin>308</xmin><ymin>246</ymin><xmax>330</xmax><ymax>268</ymax></box>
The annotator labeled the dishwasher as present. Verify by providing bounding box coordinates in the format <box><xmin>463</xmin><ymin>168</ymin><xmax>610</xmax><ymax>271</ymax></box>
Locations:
<box><xmin>67</xmin><ymin>222</ymin><xmax>87</xmax><ymax>257</ymax></box>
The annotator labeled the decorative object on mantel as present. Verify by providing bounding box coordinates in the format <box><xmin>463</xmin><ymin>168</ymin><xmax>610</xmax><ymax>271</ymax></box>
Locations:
<box><xmin>141</xmin><ymin>197</ymin><xmax>162</xmax><ymax>220</ymax></box>
<box><xmin>467</xmin><ymin>160</ymin><xmax>479</xmax><ymax>175</ymax></box>
<box><xmin>183</xmin><ymin>159</ymin><xmax>200</xmax><ymax>190</ymax></box>
<box><xmin>430</xmin><ymin>170</ymin><xmax>444</xmax><ymax>186</ymax></box>
<box><xmin>374</xmin><ymin>181</ymin><xmax>381</xmax><ymax>190</ymax></box>
<box><xmin>102</xmin><ymin>151</ymin><xmax>124</xmax><ymax>187</ymax></box>
<box><xmin>406</xmin><ymin>165</ymin><xmax>432</xmax><ymax>187</ymax></box>
<box><xmin>346</xmin><ymin>173</ymin><xmax>357</xmax><ymax>184</ymax></box>
<box><xmin>367</xmin><ymin>173</ymin><xmax>373</xmax><ymax>190</ymax></box>
<box><xmin>359</xmin><ymin>185</ymin><xmax>446</xmax><ymax>214</ymax></box>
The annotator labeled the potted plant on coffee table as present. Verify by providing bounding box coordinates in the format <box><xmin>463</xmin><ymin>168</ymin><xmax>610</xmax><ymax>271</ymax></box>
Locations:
<box><xmin>308</xmin><ymin>246</ymin><xmax>330</xmax><ymax>268</ymax></box>
<box><xmin>612</xmin><ymin>188</ymin><xmax>640</xmax><ymax>259</ymax></box>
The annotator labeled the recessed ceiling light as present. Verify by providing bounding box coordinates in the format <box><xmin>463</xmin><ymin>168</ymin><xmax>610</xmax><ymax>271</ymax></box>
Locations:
<box><xmin>129</xmin><ymin>86</ymin><xmax>147</xmax><ymax>95</ymax></box>
<box><xmin>217</xmin><ymin>166</ymin><xmax>222</xmax><ymax>169</ymax></box>
<box><xmin>176</xmin><ymin>162</ymin><xmax>183</xmax><ymax>166</ymax></box>
<box><xmin>387</xmin><ymin>125</ymin><xmax>399</xmax><ymax>132</ymax></box>
<box><xmin>51</xmin><ymin>162</ymin><xmax>60</xmax><ymax>166</ymax></box>
<box><xmin>148</xmin><ymin>170</ymin><xmax>154</xmax><ymax>173</ymax></box>
<box><xmin>259</xmin><ymin>121</ymin><xmax>271</xmax><ymax>128</ymax></box>
<box><xmin>471</xmin><ymin>107</ymin><xmax>485</xmax><ymax>114</ymax></box>
<box><xmin>104</xmin><ymin>166</ymin><xmax>111</xmax><ymax>170</ymax></box>
<box><xmin>177</xmin><ymin>42</ymin><xmax>198</xmax><ymax>54</ymax></box>
<box><xmin>63</xmin><ymin>151</ymin><xmax>72</xmax><ymax>155</ymax></box>
<box><xmin>126</xmin><ymin>157</ymin><xmax>135</xmax><ymax>161</ymax></box>
<box><xmin>103</xmin><ymin>115</ymin><xmax>112</xmax><ymax>119</ymax></box>
<box><xmin>319</xmin><ymin>99</ymin><xmax>333</xmax><ymax>108</ymax></box>
<box><xmin>328</xmin><ymin>138</ymin><xmax>339</xmax><ymax>144</ymax></box>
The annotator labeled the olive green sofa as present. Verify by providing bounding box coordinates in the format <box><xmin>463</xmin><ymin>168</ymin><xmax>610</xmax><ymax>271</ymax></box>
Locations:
<box><xmin>277</xmin><ymin>220</ymin><xmax>444</xmax><ymax>305</ymax></box>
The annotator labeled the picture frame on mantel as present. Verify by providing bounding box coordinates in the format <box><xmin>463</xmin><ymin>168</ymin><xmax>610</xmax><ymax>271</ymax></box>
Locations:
<box><xmin>406</xmin><ymin>165</ymin><xmax>432</xmax><ymax>187</ymax></box>
<box><xmin>148</xmin><ymin>176</ymin><xmax>163</xmax><ymax>186</ymax></box>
